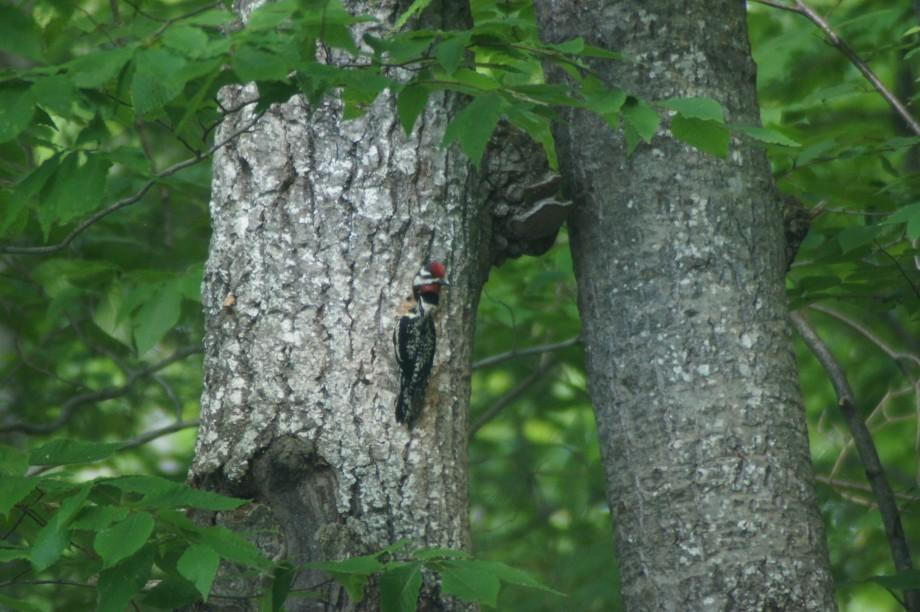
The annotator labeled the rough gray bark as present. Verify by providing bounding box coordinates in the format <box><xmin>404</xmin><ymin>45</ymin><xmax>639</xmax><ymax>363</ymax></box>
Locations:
<box><xmin>533</xmin><ymin>2</ymin><xmax>837</xmax><ymax>610</ymax></box>
<box><xmin>189</xmin><ymin>2</ymin><xmax>488</xmax><ymax>609</ymax></box>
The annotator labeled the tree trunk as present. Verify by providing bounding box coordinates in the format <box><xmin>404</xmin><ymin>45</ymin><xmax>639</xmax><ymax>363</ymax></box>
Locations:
<box><xmin>534</xmin><ymin>2</ymin><xmax>838</xmax><ymax>610</ymax></box>
<box><xmin>189</xmin><ymin>2</ymin><xmax>487</xmax><ymax>609</ymax></box>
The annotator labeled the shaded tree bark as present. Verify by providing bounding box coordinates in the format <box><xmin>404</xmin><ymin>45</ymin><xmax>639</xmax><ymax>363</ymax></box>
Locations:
<box><xmin>534</xmin><ymin>1</ymin><xmax>837</xmax><ymax>610</ymax></box>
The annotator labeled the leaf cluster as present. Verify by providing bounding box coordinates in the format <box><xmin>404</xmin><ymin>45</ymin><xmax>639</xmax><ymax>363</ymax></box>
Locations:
<box><xmin>307</xmin><ymin>540</ymin><xmax>562</xmax><ymax>611</ymax></box>
<box><xmin>0</xmin><ymin>439</ymin><xmax>274</xmax><ymax>611</ymax></box>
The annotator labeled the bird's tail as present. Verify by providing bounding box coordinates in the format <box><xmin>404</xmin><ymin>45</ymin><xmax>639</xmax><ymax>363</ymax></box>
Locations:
<box><xmin>395</xmin><ymin>377</ymin><xmax>424</xmax><ymax>428</ymax></box>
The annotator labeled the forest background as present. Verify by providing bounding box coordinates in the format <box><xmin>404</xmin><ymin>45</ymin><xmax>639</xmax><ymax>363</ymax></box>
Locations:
<box><xmin>0</xmin><ymin>0</ymin><xmax>919</xmax><ymax>610</ymax></box>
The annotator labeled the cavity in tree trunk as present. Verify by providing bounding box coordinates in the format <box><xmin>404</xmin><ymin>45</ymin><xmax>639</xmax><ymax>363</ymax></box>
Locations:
<box><xmin>534</xmin><ymin>1</ymin><xmax>837</xmax><ymax>609</ymax></box>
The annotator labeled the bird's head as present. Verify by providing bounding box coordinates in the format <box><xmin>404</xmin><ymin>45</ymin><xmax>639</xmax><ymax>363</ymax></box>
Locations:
<box><xmin>413</xmin><ymin>261</ymin><xmax>449</xmax><ymax>298</ymax></box>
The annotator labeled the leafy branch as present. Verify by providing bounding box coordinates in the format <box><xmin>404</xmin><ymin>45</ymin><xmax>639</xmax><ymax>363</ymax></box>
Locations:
<box><xmin>751</xmin><ymin>0</ymin><xmax>920</xmax><ymax>135</ymax></box>
<box><xmin>0</xmin><ymin>113</ymin><xmax>263</xmax><ymax>255</ymax></box>
<box><xmin>0</xmin><ymin>346</ymin><xmax>202</xmax><ymax>435</ymax></box>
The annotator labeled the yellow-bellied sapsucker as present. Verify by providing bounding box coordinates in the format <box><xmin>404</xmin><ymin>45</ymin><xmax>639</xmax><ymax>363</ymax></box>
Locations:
<box><xmin>393</xmin><ymin>261</ymin><xmax>449</xmax><ymax>427</ymax></box>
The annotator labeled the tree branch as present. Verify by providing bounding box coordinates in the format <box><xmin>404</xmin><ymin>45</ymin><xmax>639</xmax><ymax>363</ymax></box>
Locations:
<box><xmin>791</xmin><ymin>312</ymin><xmax>920</xmax><ymax>610</ymax></box>
<box><xmin>0</xmin><ymin>346</ymin><xmax>202</xmax><ymax>434</ymax></box>
<box><xmin>752</xmin><ymin>0</ymin><xmax>920</xmax><ymax>135</ymax></box>
<box><xmin>472</xmin><ymin>335</ymin><xmax>580</xmax><ymax>370</ymax></box>
<box><xmin>119</xmin><ymin>419</ymin><xmax>199</xmax><ymax>451</ymax></box>
<box><xmin>0</xmin><ymin>114</ymin><xmax>263</xmax><ymax>255</ymax></box>
<box><xmin>816</xmin><ymin>475</ymin><xmax>920</xmax><ymax>504</ymax></box>
<box><xmin>469</xmin><ymin>357</ymin><xmax>559</xmax><ymax>437</ymax></box>
<box><xmin>809</xmin><ymin>304</ymin><xmax>920</xmax><ymax>370</ymax></box>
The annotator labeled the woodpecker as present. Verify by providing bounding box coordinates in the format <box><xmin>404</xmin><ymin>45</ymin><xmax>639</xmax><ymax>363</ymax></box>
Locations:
<box><xmin>393</xmin><ymin>261</ymin><xmax>449</xmax><ymax>427</ymax></box>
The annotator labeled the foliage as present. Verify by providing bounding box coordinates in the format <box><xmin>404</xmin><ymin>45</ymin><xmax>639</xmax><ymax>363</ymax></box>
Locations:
<box><xmin>1</xmin><ymin>0</ymin><xmax>919</xmax><ymax>611</ymax></box>
<box><xmin>307</xmin><ymin>540</ymin><xmax>561</xmax><ymax>611</ymax></box>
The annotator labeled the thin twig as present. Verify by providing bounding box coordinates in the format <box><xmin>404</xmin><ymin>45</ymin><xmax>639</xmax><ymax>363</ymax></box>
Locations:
<box><xmin>0</xmin><ymin>113</ymin><xmax>263</xmax><ymax>255</ymax></box>
<box><xmin>875</xmin><ymin>241</ymin><xmax>920</xmax><ymax>302</ymax></box>
<box><xmin>472</xmin><ymin>336</ymin><xmax>580</xmax><ymax>370</ymax></box>
<box><xmin>809</xmin><ymin>305</ymin><xmax>920</xmax><ymax>370</ymax></box>
<box><xmin>0</xmin><ymin>347</ymin><xmax>202</xmax><ymax>435</ymax></box>
<box><xmin>791</xmin><ymin>311</ymin><xmax>920</xmax><ymax>611</ymax></box>
<box><xmin>816</xmin><ymin>475</ymin><xmax>920</xmax><ymax>504</ymax></box>
<box><xmin>750</xmin><ymin>0</ymin><xmax>803</xmax><ymax>13</ymax></box>
<box><xmin>119</xmin><ymin>419</ymin><xmax>199</xmax><ymax>451</ymax></box>
<box><xmin>469</xmin><ymin>358</ymin><xmax>559</xmax><ymax>437</ymax></box>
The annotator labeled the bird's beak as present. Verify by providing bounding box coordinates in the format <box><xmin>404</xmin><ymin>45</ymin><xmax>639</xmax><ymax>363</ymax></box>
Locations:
<box><xmin>438</xmin><ymin>278</ymin><xmax>450</xmax><ymax>287</ymax></box>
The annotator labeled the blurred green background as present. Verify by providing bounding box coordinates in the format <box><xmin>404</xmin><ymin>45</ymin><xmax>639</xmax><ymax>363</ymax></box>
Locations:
<box><xmin>1</xmin><ymin>1</ymin><xmax>919</xmax><ymax>610</ymax></box>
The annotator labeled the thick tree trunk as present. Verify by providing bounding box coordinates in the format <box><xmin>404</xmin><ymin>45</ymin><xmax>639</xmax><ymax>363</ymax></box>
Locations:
<box><xmin>189</xmin><ymin>2</ymin><xmax>488</xmax><ymax>609</ymax></box>
<box><xmin>534</xmin><ymin>2</ymin><xmax>837</xmax><ymax>610</ymax></box>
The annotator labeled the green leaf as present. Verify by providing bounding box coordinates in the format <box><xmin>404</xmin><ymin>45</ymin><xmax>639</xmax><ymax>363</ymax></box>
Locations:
<box><xmin>71</xmin><ymin>505</ymin><xmax>130</xmax><ymax>531</ymax></box>
<box><xmin>141</xmin><ymin>575</ymin><xmax>202</xmax><ymax>609</ymax></box>
<box><xmin>477</xmin><ymin>560</ymin><xmax>564</xmax><ymax>595</ymax></box>
<box><xmin>0</xmin><ymin>548</ymin><xmax>30</xmax><ymax>563</ymax></box>
<box><xmin>0</xmin><ymin>476</ymin><xmax>39</xmax><ymax>518</ymax></box>
<box><xmin>509</xmin><ymin>83</ymin><xmax>581</xmax><ymax>107</ymax></box>
<box><xmin>795</xmin><ymin>139</ymin><xmax>836</xmax><ymax>165</ymax></box>
<box><xmin>307</xmin><ymin>554</ymin><xmax>384</xmax><ymax>575</ymax></box>
<box><xmin>133</xmin><ymin>282</ymin><xmax>183</xmax><ymax>355</ymax></box>
<box><xmin>548</xmin><ymin>37</ymin><xmax>585</xmax><ymax>55</ymax></box>
<box><xmin>198</xmin><ymin>525</ymin><xmax>272</xmax><ymax>570</ymax></box>
<box><xmin>30</xmin><ymin>75</ymin><xmax>78</xmax><ymax>116</ymax></box>
<box><xmin>177</xmin><ymin>543</ymin><xmax>220</xmax><ymax>601</ymax></box>
<box><xmin>95</xmin><ymin>512</ymin><xmax>155</xmax><ymax>569</ymax></box>
<box><xmin>0</xmin><ymin>444</ymin><xmax>29</xmax><ymax>476</ymax></box>
<box><xmin>96</xmin><ymin>546</ymin><xmax>155</xmax><ymax>612</ymax></box>
<box><xmin>32</xmin><ymin>258</ymin><xmax>114</xmax><ymax>299</ymax></box>
<box><xmin>30</xmin><ymin>439</ymin><xmax>121</xmax><ymax>466</ymax></box>
<box><xmin>735</xmin><ymin>125</ymin><xmax>800</xmax><ymax>147</ymax></box>
<box><xmin>883</xmin><ymin>203</ymin><xmax>920</xmax><ymax>240</ymax></box>
<box><xmin>0</xmin><ymin>84</ymin><xmax>35</xmax><ymax>143</ymax></box>
<box><xmin>503</xmin><ymin>105</ymin><xmax>558</xmax><ymax>170</ymax></box>
<box><xmin>396</xmin><ymin>85</ymin><xmax>430</xmax><ymax>136</ymax></box>
<box><xmin>38</xmin><ymin>152</ymin><xmax>111</xmax><ymax>240</ymax></box>
<box><xmin>70</xmin><ymin>46</ymin><xmax>136</xmax><ymax>88</ymax></box>
<box><xmin>31</xmin><ymin>486</ymin><xmax>91</xmax><ymax>572</ymax></box>
<box><xmin>442</xmin><ymin>93</ymin><xmax>503</xmax><ymax>167</ymax></box>
<box><xmin>263</xmin><ymin>562</ymin><xmax>297</xmax><ymax>612</ymax></box>
<box><xmin>107</xmin><ymin>475</ymin><xmax>248</xmax><ymax>511</ymax></box>
<box><xmin>131</xmin><ymin>48</ymin><xmax>189</xmax><ymax>115</ymax></box>
<box><xmin>580</xmin><ymin>43</ymin><xmax>624</xmax><ymax>60</ymax></box>
<box><xmin>838</xmin><ymin>225</ymin><xmax>881</xmax><ymax>253</ymax></box>
<box><xmin>434</xmin><ymin>31</ymin><xmax>470</xmax><ymax>75</ymax></box>
<box><xmin>387</xmin><ymin>31</ymin><xmax>436</xmax><ymax>64</ymax></box>
<box><xmin>583</xmin><ymin>80</ymin><xmax>626</xmax><ymax>122</ymax></box>
<box><xmin>232</xmin><ymin>46</ymin><xmax>290</xmax><ymax>83</ymax></box>
<box><xmin>670</xmin><ymin>116</ymin><xmax>729</xmax><ymax>158</ymax></box>
<box><xmin>247</xmin><ymin>0</ymin><xmax>298</xmax><ymax>30</ymax></box>
<box><xmin>393</xmin><ymin>0</ymin><xmax>434</xmax><ymax>29</ymax></box>
<box><xmin>30</xmin><ymin>522</ymin><xmax>69</xmax><ymax>573</ymax></box>
<box><xmin>412</xmin><ymin>547</ymin><xmax>469</xmax><ymax>561</ymax></box>
<box><xmin>858</xmin><ymin>570</ymin><xmax>920</xmax><ymax>590</ymax></box>
<box><xmin>3</xmin><ymin>153</ymin><xmax>61</xmax><ymax>236</ymax></box>
<box><xmin>93</xmin><ymin>282</ymin><xmax>134</xmax><ymax>348</ymax></box>
<box><xmin>163</xmin><ymin>26</ymin><xmax>210</xmax><ymax>58</ymax></box>
<box><xmin>661</xmin><ymin>96</ymin><xmax>725</xmax><ymax>123</ymax></box>
<box><xmin>445</xmin><ymin>68</ymin><xmax>500</xmax><ymax>92</ymax></box>
<box><xmin>0</xmin><ymin>593</ymin><xmax>43</xmax><ymax>612</ymax></box>
<box><xmin>380</xmin><ymin>562</ymin><xmax>423</xmax><ymax>612</ymax></box>
<box><xmin>307</xmin><ymin>554</ymin><xmax>385</xmax><ymax>603</ymax></box>
<box><xmin>0</xmin><ymin>6</ymin><xmax>42</xmax><ymax>61</ymax></box>
<box><xmin>621</xmin><ymin>97</ymin><xmax>659</xmax><ymax>151</ymax></box>
<box><xmin>438</xmin><ymin>559</ymin><xmax>501</xmax><ymax>606</ymax></box>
